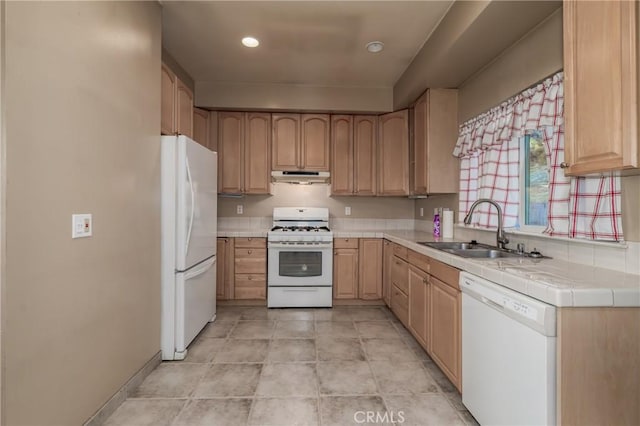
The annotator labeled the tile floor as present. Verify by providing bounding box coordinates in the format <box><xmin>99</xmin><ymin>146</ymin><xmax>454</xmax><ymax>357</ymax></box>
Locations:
<box><xmin>104</xmin><ymin>306</ymin><xmax>480</xmax><ymax>426</ymax></box>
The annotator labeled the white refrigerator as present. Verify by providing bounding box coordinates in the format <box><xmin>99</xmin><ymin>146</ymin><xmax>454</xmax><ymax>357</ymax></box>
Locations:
<box><xmin>161</xmin><ymin>135</ymin><xmax>217</xmax><ymax>360</ymax></box>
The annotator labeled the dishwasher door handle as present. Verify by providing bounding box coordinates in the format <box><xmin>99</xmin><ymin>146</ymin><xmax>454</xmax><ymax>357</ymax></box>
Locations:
<box><xmin>482</xmin><ymin>296</ymin><xmax>504</xmax><ymax>311</ymax></box>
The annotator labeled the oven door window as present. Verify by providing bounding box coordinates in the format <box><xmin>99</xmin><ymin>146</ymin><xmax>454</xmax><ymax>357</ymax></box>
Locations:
<box><xmin>279</xmin><ymin>251</ymin><xmax>323</xmax><ymax>277</ymax></box>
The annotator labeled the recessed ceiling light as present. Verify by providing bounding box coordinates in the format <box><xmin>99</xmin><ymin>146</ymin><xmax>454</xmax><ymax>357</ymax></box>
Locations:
<box><xmin>242</xmin><ymin>36</ymin><xmax>260</xmax><ymax>48</ymax></box>
<box><xmin>366</xmin><ymin>41</ymin><xmax>384</xmax><ymax>53</ymax></box>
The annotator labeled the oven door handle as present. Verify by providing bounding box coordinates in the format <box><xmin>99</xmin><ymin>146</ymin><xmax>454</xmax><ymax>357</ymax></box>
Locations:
<box><xmin>268</xmin><ymin>243</ymin><xmax>332</xmax><ymax>249</ymax></box>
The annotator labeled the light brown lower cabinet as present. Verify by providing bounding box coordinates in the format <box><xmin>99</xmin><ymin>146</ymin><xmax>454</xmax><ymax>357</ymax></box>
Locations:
<box><xmin>358</xmin><ymin>239</ymin><xmax>382</xmax><ymax>299</ymax></box>
<box><xmin>390</xmin><ymin>255</ymin><xmax>409</xmax><ymax>326</ymax></box>
<box><xmin>429</xmin><ymin>275</ymin><xmax>461</xmax><ymax>391</ymax></box>
<box><xmin>408</xmin><ymin>265</ymin><xmax>429</xmax><ymax>348</ymax></box>
<box><xmin>382</xmin><ymin>240</ymin><xmax>393</xmax><ymax>306</ymax></box>
<box><xmin>233</xmin><ymin>238</ymin><xmax>266</xmax><ymax>300</ymax></box>
<box><xmin>333</xmin><ymin>248</ymin><xmax>359</xmax><ymax>299</ymax></box>
<box><xmin>216</xmin><ymin>237</ymin><xmax>234</xmax><ymax>300</ymax></box>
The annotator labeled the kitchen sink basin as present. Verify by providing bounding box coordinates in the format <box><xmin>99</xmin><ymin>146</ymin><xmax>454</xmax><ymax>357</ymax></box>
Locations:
<box><xmin>418</xmin><ymin>241</ymin><xmax>526</xmax><ymax>259</ymax></box>
<box><xmin>444</xmin><ymin>248</ymin><xmax>521</xmax><ymax>259</ymax></box>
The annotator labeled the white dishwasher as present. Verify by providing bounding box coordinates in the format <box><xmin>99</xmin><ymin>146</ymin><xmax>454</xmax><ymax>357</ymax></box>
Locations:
<box><xmin>460</xmin><ymin>272</ymin><xmax>557</xmax><ymax>426</ymax></box>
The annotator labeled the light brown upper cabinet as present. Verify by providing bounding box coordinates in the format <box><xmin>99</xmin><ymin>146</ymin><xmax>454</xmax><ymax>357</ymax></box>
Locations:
<box><xmin>244</xmin><ymin>113</ymin><xmax>272</xmax><ymax>194</ymax></box>
<box><xmin>331</xmin><ymin>115</ymin><xmax>354</xmax><ymax>195</ymax></box>
<box><xmin>272</xmin><ymin>114</ymin><xmax>330</xmax><ymax>171</ymax></box>
<box><xmin>161</xmin><ymin>62</ymin><xmax>194</xmax><ymax>137</ymax></box>
<box><xmin>193</xmin><ymin>107</ymin><xmax>210</xmax><ymax>148</ymax></box>
<box><xmin>378</xmin><ymin>110</ymin><xmax>409</xmax><ymax>196</ymax></box>
<box><xmin>217</xmin><ymin>112</ymin><xmax>271</xmax><ymax>194</ymax></box>
<box><xmin>176</xmin><ymin>79</ymin><xmax>194</xmax><ymax>138</ymax></box>
<box><xmin>411</xmin><ymin>89</ymin><xmax>459</xmax><ymax>195</ymax></box>
<box><xmin>161</xmin><ymin>63</ymin><xmax>177</xmax><ymax>135</ymax></box>
<box><xmin>218</xmin><ymin>112</ymin><xmax>244</xmax><ymax>194</ymax></box>
<box><xmin>563</xmin><ymin>0</ymin><xmax>639</xmax><ymax>175</ymax></box>
<box><xmin>354</xmin><ymin>115</ymin><xmax>378</xmax><ymax>195</ymax></box>
<box><xmin>331</xmin><ymin>115</ymin><xmax>377</xmax><ymax>196</ymax></box>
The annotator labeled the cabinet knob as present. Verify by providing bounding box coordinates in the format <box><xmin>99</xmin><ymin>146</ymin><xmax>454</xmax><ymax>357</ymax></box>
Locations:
<box><xmin>334</xmin><ymin>251</ymin><xmax>337</xmax><ymax>255</ymax></box>
<box><xmin>560</xmin><ymin>162</ymin><xmax>570</xmax><ymax>169</ymax></box>
<box><xmin>423</xmin><ymin>278</ymin><xmax>428</xmax><ymax>283</ymax></box>
<box><xmin>248</xmin><ymin>276</ymin><xmax>252</xmax><ymax>280</ymax></box>
<box><xmin>248</xmin><ymin>238</ymin><xmax>252</xmax><ymax>241</ymax></box>
<box><xmin>248</xmin><ymin>250</ymin><xmax>252</xmax><ymax>254</ymax></box>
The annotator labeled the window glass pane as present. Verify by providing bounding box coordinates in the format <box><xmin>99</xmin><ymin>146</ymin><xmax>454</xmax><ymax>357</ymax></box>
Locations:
<box><xmin>279</xmin><ymin>251</ymin><xmax>322</xmax><ymax>277</ymax></box>
<box><xmin>525</xmin><ymin>135</ymin><xmax>549</xmax><ymax>226</ymax></box>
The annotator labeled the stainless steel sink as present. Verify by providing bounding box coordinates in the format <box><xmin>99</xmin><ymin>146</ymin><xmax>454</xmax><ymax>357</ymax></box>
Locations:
<box><xmin>443</xmin><ymin>248</ymin><xmax>521</xmax><ymax>259</ymax></box>
<box><xmin>418</xmin><ymin>241</ymin><xmax>526</xmax><ymax>259</ymax></box>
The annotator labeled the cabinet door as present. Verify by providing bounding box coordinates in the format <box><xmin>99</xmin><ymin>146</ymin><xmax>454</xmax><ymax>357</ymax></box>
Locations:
<box><xmin>208</xmin><ymin>111</ymin><xmax>218</xmax><ymax>152</ymax></box>
<box><xmin>216</xmin><ymin>237</ymin><xmax>234</xmax><ymax>300</ymax></box>
<box><xmin>272</xmin><ymin>113</ymin><xmax>300</xmax><ymax>170</ymax></box>
<box><xmin>412</xmin><ymin>92</ymin><xmax>428</xmax><ymax>195</ymax></box>
<box><xmin>218</xmin><ymin>112</ymin><xmax>244</xmax><ymax>193</ymax></box>
<box><xmin>358</xmin><ymin>239</ymin><xmax>383</xmax><ymax>300</ymax></box>
<box><xmin>333</xmin><ymin>248</ymin><xmax>358</xmax><ymax>299</ymax></box>
<box><xmin>426</xmin><ymin>89</ymin><xmax>458</xmax><ymax>193</ymax></box>
<box><xmin>244</xmin><ymin>112</ymin><xmax>271</xmax><ymax>194</ymax></box>
<box><xmin>160</xmin><ymin>63</ymin><xmax>176</xmax><ymax>135</ymax></box>
<box><xmin>176</xmin><ymin>78</ymin><xmax>193</xmax><ymax>138</ymax></box>
<box><xmin>430</xmin><ymin>276</ymin><xmax>461</xmax><ymax>391</ymax></box>
<box><xmin>354</xmin><ymin>115</ymin><xmax>378</xmax><ymax>196</ymax></box>
<box><xmin>564</xmin><ymin>0</ymin><xmax>639</xmax><ymax>175</ymax></box>
<box><xmin>378</xmin><ymin>110</ymin><xmax>409</xmax><ymax>195</ymax></box>
<box><xmin>301</xmin><ymin>114</ymin><xmax>330</xmax><ymax>171</ymax></box>
<box><xmin>408</xmin><ymin>265</ymin><xmax>429</xmax><ymax>348</ymax></box>
<box><xmin>193</xmin><ymin>107</ymin><xmax>210</xmax><ymax>148</ymax></box>
<box><xmin>331</xmin><ymin>115</ymin><xmax>354</xmax><ymax>195</ymax></box>
<box><xmin>382</xmin><ymin>240</ymin><xmax>393</xmax><ymax>307</ymax></box>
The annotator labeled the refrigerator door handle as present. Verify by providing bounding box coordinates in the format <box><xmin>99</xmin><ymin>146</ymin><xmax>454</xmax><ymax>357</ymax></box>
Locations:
<box><xmin>184</xmin><ymin>256</ymin><xmax>216</xmax><ymax>281</ymax></box>
<box><xmin>185</xmin><ymin>156</ymin><xmax>196</xmax><ymax>255</ymax></box>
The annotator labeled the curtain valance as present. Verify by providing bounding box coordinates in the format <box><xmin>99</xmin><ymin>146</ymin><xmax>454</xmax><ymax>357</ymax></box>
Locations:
<box><xmin>453</xmin><ymin>72</ymin><xmax>564</xmax><ymax>158</ymax></box>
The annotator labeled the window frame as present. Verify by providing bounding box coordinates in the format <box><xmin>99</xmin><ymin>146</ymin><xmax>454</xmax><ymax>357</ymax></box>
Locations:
<box><xmin>518</xmin><ymin>134</ymin><xmax>548</xmax><ymax>233</ymax></box>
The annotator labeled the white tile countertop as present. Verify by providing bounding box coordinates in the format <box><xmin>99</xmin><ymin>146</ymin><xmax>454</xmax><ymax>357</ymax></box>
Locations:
<box><xmin>217</xmin><ymin>227</ymin><xmax>640</xmax><ymax>307</ymax></box>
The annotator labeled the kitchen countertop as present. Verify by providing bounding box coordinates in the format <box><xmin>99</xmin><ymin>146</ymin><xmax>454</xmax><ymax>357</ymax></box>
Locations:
<box><xmin>217</xmin><ymin>227</ymin><xmax>640</xmax><ymax>307</ymax></box>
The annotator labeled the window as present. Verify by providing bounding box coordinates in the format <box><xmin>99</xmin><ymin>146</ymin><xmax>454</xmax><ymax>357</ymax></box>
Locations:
<box><xmin>518</xmin><ymin>133</ymin><xmax>549</xmax><ymax>231</ymax></box>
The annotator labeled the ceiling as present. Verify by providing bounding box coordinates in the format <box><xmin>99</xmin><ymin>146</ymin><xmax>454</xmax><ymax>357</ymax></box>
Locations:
<box><xmin>161</xmin><ymin>1</ymin><xmax>454</xmax><ymax>88</ymax></box>
<box><xmin>161</xmin><ymin>1</ymin><xmax>562</xmax><ymax>111</ymax></box>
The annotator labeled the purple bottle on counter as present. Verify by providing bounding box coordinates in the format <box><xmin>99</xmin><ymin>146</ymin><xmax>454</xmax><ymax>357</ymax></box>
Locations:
<box><xmin>433</xmin><ymin>208</ymin><xmax>440</xmax><ymax>237</ymax></box>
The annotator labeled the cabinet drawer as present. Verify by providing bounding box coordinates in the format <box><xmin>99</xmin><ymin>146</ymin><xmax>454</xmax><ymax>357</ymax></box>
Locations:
<box><xmin>234</xmin><ymin>274</ymin><xmax>266</xmax><ymax>299</ymax></box>
<box><xmin>235</xmin><ymin>249</ymin><xmax>266</xmax><ymax>274</ymax></box>
<box><xmin>234</xmin><ymin>237</ymin><xmax>266</xmax><ymax>248</ymax></box>
<box><xmin>334</xmin><ymin>238</ymin><xmax>359</xmax><ymax>249</ymax></box>
<box><xmin>408</xmin><ymin>250</ymin><xmax>430</xmax><ymax>273</ymax></box>
<box><xmin>391</xmin><ymin>256</ymin><xmax>409</xmax><ymax>294</ymax></box>
<box><xmin>392</xmin><ymin>243</ymin><xmax>408</xmax><ymax>260</ymax></box>
<box><xmin>430</xmin><ymin>259</ymin><xmax>460</xmax><ymax>290</ymax></box>
<box><xmin>391</xmin><ymin>284</ymin><xmax>409</xmax><ymax>325</ymax></box>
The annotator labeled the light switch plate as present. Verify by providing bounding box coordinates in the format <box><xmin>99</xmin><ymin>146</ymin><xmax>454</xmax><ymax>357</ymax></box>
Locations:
<box><xmin>420</xmin><ymin>207</ymin><xmax>424</xmax><ymax>217</ymax></box>
<box><xmin>72</xmin><ymin>214</ymin><xmax>92</xmax><ymax>238</ymax></box>
<box><xmin>345</xmin><ymin>206</ymin><xmax>351</xmax><ymax>216</ymax></box>
<box><xmin>237</xmin><ymin>205</ymin><xmax>243</xmax><ymax>215</ymax></box>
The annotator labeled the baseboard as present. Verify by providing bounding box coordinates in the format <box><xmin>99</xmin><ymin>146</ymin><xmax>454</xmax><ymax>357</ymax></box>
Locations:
<box><xmin>217</xmin><ymin>299</ymin><xmax>267</xmax><ymax>306</ymax></box>
<box><xmin>332</xmin><ymin>299</ymin><xmax>385</xmax><ymax>306</ymax></box>
<box><xmin>83</xmin><ymin>351</ymin><xmax>161</xmax><ymax>426</ymax></box>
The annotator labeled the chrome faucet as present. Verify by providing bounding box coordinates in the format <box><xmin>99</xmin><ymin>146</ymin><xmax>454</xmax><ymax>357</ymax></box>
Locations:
<box><xmin>463</xmin><ymin>199</ymin><xmax>510</xmax><ymax>250</ymax></box>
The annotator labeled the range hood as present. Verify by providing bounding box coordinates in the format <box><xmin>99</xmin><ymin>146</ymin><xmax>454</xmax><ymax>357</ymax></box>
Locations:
<box><xmin>271</xmin><ymin>171</ymin><xmax>330</xmax><ymax>184</ymax></box>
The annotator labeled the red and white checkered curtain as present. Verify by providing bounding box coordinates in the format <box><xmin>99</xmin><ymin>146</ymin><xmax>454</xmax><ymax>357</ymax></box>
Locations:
<box><xmin>455</xmin><ymin>71</ymin><xmax>624</xmax><ymax>241</ymax></box>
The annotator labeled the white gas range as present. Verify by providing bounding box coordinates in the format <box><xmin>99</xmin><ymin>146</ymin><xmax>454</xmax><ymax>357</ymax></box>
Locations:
<box><xmin>267</xmin><ymin>207</ymin><xmax>333</xmax><ymax>308</ymax></box>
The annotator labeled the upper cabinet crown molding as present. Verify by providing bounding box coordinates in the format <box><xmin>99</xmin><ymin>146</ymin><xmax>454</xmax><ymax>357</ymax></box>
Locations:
<box><xmin>411</xmin><ymin>89</ymin><xmax>459</xmax><ymax>195</ymax></box>
<box><xmin>563</xmin><ymin>0</ymin><xmax>639</xmax><ymax>175</ymax></box>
